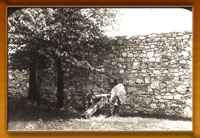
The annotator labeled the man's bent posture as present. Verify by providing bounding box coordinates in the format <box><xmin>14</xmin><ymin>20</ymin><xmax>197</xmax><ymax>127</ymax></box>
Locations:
<box><xmin>109</xmin><ymin>81</ymin><xmax>126</xmax><ymax>116</ymax></box>
<box><xmin>110</xmin><ymin>95</ymin><xmax>121</xmax><ymax>116</ymax></box>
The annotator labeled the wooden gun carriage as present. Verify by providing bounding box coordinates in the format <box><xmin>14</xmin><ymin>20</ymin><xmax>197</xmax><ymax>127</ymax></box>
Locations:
<box><xmin>82</xmin><ymin>94</ymin><xmax>111</xmax><ymax>118</ymax></box>
<box><xmin>82</xmin><ymin>83</ymin><xmax>126</xmax><ymax>118</ymax></box>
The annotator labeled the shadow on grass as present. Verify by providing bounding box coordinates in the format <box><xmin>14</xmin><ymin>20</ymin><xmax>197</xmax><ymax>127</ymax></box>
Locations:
<box><xmin>8</xmin><ymin>96</ymin><xmax>192</xmax><ymax>124</ymax></box>
<box><xmin>8</xmin><ymin>97</ymin><xmax>82</xmax><ymax>123</ymax></box>
<box><xmin>119</xmin><ymin>111</ymin><xmax>192</xmax><ymax>121</ymax></box>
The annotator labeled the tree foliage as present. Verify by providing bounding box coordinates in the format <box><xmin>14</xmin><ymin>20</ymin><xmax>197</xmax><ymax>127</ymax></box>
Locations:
<box><xmin>8</xmin><ymin>7</ymin><xmax>118</xmax><ymax>107</ymax></box>
<box><xmin>8</xmin><ymin>8</ymin><xmax>117</xmax><ymax>68</ymax></box>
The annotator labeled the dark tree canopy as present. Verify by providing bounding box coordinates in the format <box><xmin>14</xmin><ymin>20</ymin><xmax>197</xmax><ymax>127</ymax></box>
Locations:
<box><xmin>8</xmin><ymin>8</ymin><xmax>118</xmax><ymax>68</ymax></box>
<box><xmin>8</xmin><ymin>8</ymin><xmax>118</xmax><ymax>106</ymax></box>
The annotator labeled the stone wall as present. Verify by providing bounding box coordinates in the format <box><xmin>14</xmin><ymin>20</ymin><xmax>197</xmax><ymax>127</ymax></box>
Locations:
<box><xmin>39</xmin><ymin>64</ymin><xmax>112</xmax><ymax>110</ymax></box>
<box><xmin>8</xmin><ymin>70</ymin><xmax>29</xmax><ymax>98</ymax></box>
<box><xmin>104</xmin><ymin>32</ymin><xmax>192</xmax><ymax>118</ymax></box>
<box><xmin>8</xmin><ymin>31</ymin><xmax>193</xmax><ymax>118</ymax></box>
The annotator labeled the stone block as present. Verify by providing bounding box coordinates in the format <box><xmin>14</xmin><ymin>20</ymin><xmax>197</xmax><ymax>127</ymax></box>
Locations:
<box><xmin>135</xmin><ymin>39</ymin><xmax>140</xmax><ymax>44</ymax></box>
<box><xmin>117</xmin><ymin>63</ymin><xmax>123</xmax><ymax>68</ymax></box>
<box><xmin>139</xmin><ymin>53</ymin><xmax>146</xmax><ymax>58</ymax></box>
<box><xmin>9</xmin><ymin>74</ymin><xmax>14</xmax><ymax>79</ymax></box>
<box><xmin>161</xmin><ymin>88</ymin><xmax>167</xmax><ymax>93</ymax></box>
<box><xmin>168</xmin><ymin>37</ymin><xmax>174</xmax><ymax>40</ymax></box>
<box><xmin>150</xmin><ymin>104</ymin><xmax>157</xmax><ymax>109</ymax></box>
<box><xmin>182</xmin><ymin>34</ymin><xmax>190</xmax><ymax>39</ymax></box>
<box><xmin>125</xmin><ymin>106</ymin><xmax>131</xmax><ymax>109</ymax></box>
<box><xmin>186</xmin><ymin>99</ymin><xmax>192</xmax><ymax>105</ymax></box>
<box><xmin>119</xmin><ymin>58</ymin><xmax>124</xmax><ymax>62</ymax></box>
<box><xmin>142</xmin><ymin>58</ymin><xmax>148</xmax><ymax>62</ymax></box>
<box><xmin>141</xmin><ymin>69</ymin><xmax>147</xmax><ymax>73</ymax></box>
<box><xmin>135</xmin><ymin>78</ymin><xmax>144</xmax><ymax>84</ymax></box>
<box><xmin>155</xmin><ymin>95</ymin><xmax>162</xmax><ymax>99</ymax></box>
<box><xmin>171</xmin><ymin>104</ymin><xmax>179</xmax><ymax>108</ymax></box>
<box><xmin>135</xmin><ymin>104</ymin><xmax>139</xmax><ymax>108</ymax></box>
<box><xmin>178</xmin><ymin>32</ymin><xmax>184</xmax><ymax>36</ymax></box>
<box><xmin>151</xmin><ymin>81</ymin><xmax>160</xmax><ymax>89</ymax></box>
<box><xmin>153</xmin><ymin>70</ymin><xmax>161</xmax><ymax>75</ymax></box>
<box><xmin>176</xmin><ymin>85</ymin><xmax>187</xmax><ymax>93</ymax></box>
<box><xmin>170</xmin><ymin>89</ymin><xmax>176</xmax><ymax>93</ymax></box>
<box><xmin>119</xmin><ymin>69</ymin><xmax>124</xmax><ymax>74</ymax></box>
<box><xmin>146</xmin><ymin>38</ymin><xmax>152</xmax><ymax>43</ymax></box>
<box><xmin>148</xmin><ymin>34</ymin><xmax>157</xmax><ymax>38</ymax></box>
<box><xmin>150</xmin><ymin>45</ymin><xmax>155</xmax><ymax>48</ymax></box>
<box><xmin>112</xmin><ymin>46</ymin><xmax>116</xmax><ymax>50</ymax></box>
<box><xmin>138</xmin><ymin>36</ymin><xmax>146</xmax><ymax>40</ymax></box>
<box><xmin>154</xmin><ymin>38</ymin><xmax>160</xmax><ymax>41</ymax></box>
<box><xmin>140</xmin><ymin>64</ymin><xmax>147</xmax><ymax>69</ymax></box>
<box><xmin>132</xmin><ymin>61</ymin><xmax>140</xmax><ymax>69</ymax></box>
<box><xmin>128</xmin><ymin>53</ymin><xmax>134</xmax><ymax>57</ymax></box>
<box><xmin>144</xmin><ymin>77</ymin><xmax>150</xmax><ymax>84</ymax></box>
<box><xmin>147</xmin><ymin>52</ymin><xmax>154</xmax><ymax>58</ymax></box>
<box><xmin>183</xmin><ymin>106</ymin><xmax>192</xmax><ymax>118</ymax></box>
<box><xmin>111</xmin><ymin>62</ymin><xmax>117</xmax><ymax>65</ymax></box>
<box><xmin>160</xmin><ymin>103</ymin><xmax>165</xmax><ymax>109</ymax></box>
<box><xmin>149</xmin><ymin>57</ymin><xmax>156</xmax><ymax>62</ymax></box>
<box><xmin>172</xmin><ymin>33</ymin><xmax>177</xmax><ymax>37</ymax></box>
<box><xmin>176</xmin><ymin>37</ymin><xmax>182</xmax><ymax>40</ymax></box>
<box><xmin>128</xmin><ymin>80</ymin><xmax>135</xmax><ymax>85</ymax></box>
<box><xmin>117</xmin><ymin>39</ymin><xmax>123</xmax><ymax>45</ymax></box>
<box><xmin>127</xmin><ymin>87</ymin><xmax>137</xmax><ymax>92</ymax></box>
<box><xmin>164</xmin><ymin>93</ymin><xmax>173</xmax><ymax>100</ymax></box>
<box><xmin>182</xmin><ymin>51</ymin><xmax>189</xmax><ymax>57</ymax></box>
<box><xmin>165</xmin><ymin>33</ymin><xmax>172</xmax><ymax>37</ymax></box>
<box><xmin>180</xmin><ymin>60</ymin><xmax>187</xmax><ymax>64</ymax></box>
<box><xmin>161</xmin><ymin>37</ymin><xmax>168</xmax><ymax>41</ymax></box>
<box><xmin>159</xmin><ymin>99</ymin><xmax>165</xmax><ymax>103</ymax></box>
<box><xmin>122</xmin><ymin>52</ymin><xmax>127</xmax><ymax>57</ymax></box>
<box><xmin>109</xmin><ymin>53</ymin><xmax>115</xmax><ymax>58</ymax></box>
<box><xmin>165</xmin><ymin>109</ymin><xmax>174</xmax><ymax>114</ymax></box>
<box><xmin>163</xmin><ymin>70</ymin><xmax>169</xmax><ymax>74</ymax></box>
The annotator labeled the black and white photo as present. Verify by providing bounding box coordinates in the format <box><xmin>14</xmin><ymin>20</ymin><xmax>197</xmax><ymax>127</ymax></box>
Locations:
<box><xmin>8</xmin><ymin>7</ymin><xmax>192</xmax><ymax>131</ymax></box>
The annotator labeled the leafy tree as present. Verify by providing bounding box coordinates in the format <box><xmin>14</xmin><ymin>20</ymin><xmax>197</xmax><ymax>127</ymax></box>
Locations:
<box><xmin>8</xmin><ymin>8</ymin><xmax>118</xmax><ymax>108</ymax></box>
<box><xmin>8</xmin><ymin>8</ymin><xmax>52</xmax><ymax>103</ymax></box>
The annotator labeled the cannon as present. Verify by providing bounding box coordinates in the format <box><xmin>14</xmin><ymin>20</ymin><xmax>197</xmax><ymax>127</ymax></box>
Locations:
<box><xmin>82</xmin><ymin>83</ymin><xmax>126</xmax><ymax>118</ymax></box>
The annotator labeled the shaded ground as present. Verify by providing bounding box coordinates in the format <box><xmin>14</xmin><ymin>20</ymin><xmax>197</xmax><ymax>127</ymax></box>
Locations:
<box><xmin>8</xmin><ymin>97</ymin><xmax>192</xmax><ymax>131</ymax></box>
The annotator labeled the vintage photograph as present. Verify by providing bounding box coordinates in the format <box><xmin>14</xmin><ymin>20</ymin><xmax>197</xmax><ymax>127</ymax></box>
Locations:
<box><xmin>7</xmin><ymin>7</ymin><xmax>192</xmax><ymax>131</ymax></box>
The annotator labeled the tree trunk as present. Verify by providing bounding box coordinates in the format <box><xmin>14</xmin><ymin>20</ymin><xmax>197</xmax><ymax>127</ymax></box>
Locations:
<box><xmin>56</xmin><ymin>57</ymin><xmax>64</xmax><ymax>108</ymax></box>
<box><xmin>28</xmin><ymin>58</ymin><xmax>40</xmax><ymax>103</ymax></box>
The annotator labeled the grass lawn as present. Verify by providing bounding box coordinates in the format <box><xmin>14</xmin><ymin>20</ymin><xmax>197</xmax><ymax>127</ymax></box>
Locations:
<box><xmin>8</xmin><ymin>116</ymin><xmax>192</xmax><ymax>131</ymax></box>
<box><xmin>8</xmin><ymin>97</ymin><xmax>192</xmax><ymax>131</ymax></box>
